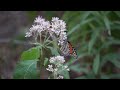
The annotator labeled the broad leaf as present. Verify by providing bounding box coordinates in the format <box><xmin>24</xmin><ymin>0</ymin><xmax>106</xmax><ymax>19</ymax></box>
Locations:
<box><xmin>21</xmin><ymin>47</ymin><xmax>40</xmax><ymax>61</ymax></box>
<box><xmin>13</xmin><ymin>60</ymin><xmax>38</xmax><ymax>79</ymax></box>
<box><xmin>61</xmin><ymin>70</ymin><xmax>70</xmax><ymax>79</ymax></box>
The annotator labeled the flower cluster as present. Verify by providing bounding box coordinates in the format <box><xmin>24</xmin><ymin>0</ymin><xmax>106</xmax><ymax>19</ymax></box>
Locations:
<box><xmin>46</xmin><ymin>56</ymin><xmax>70</xmax><ymax>79</ymax></box>
<box><xmin>25</xmin><ymin>16</ymin><xmax>67</xmax><ymax>46</ymax></box>
<box><xmin>50</xmin><ymin>17</ymin><xmax>67</xmax><ymax>45</ymax></box>
<box><xmin>25</xmin><ymin>16</ymin><xmax>50</xmax><ymax>37</ymax></box>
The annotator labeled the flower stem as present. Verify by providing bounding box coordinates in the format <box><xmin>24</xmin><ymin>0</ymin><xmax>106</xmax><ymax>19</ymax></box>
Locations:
<box><xmin>37</xmin><ymin>32</ymin><xmax>45</xmax><ymax>79</ymax></box>
<box><xmin>53</xmin><ymin>72</ymin><xmax>57</xmax><ymax>79</ymax></box>
<box><xmin>39</xmin><ymin>47</ymin><xmax>44</xmax><ymax>79</ymax></box>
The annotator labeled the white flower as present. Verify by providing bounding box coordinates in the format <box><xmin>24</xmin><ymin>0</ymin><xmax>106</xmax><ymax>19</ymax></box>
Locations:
<box><xmin>67</xmin><ymin>68</ymin><xmax>70</xmax><ymax>71</ymax></box>
<box><xmin>46</xmin><ymin>65</ymin><xmax>54</xmax><ymax>72</ymax></box>
<box><xmin>58</xmin><ymin>31</ymin><xmax>67</xmax><ymax>45</ymax></box>
<box><xmin>30</xmin><ymin>25</ymin><xmax>41</xmax><ymax>32</ymax></box>
<box><xmin>25</xmin><ymin>16</ymin><xmax>51</xmax><ymax>38</ymax></box>
<box><xmin>57</xmin><ymin>63</ymin><xmax>62</xmax><ymax>67</ymax></box>
<box><xmin>46</xmin><ymin>56</ymin><xmax>70</xmax><ymax>79</ymax></box>
<box><xmin>64</xmin><ymin>65</ymin><xmax>68</xmax><ymax>69</ymax></box>
<box><xmin>34</xmin><ymin>16</ymin><xmax>45</xmax><ymax>24</ymax></box>
<box><xmin>46</xmin><ymin>56</ymin><xmax>65</xmax><ymax>72</ymax></box>
<box><xmin>57</xmin><ymin>75</ymin><xmax>64</xmax><ymax>79</ymax></box>
<box><xmin>52</xmin><ymin>17</ymin><xmax>59</xmax><ymax>22</ymax></box>
<box><xmin>55</xmin><ymin>56</ymin><xmax>65</xmax><ymax>63</ymax></box>
<box><xmin>25</xmin><ymin>16</ymin><xmax>67</xmax><ymax>47</ymax></box>
<box><xmin>49</xmin><ymin>56</ymin><xmax>65</xmax><ymax>64</ymax></box>
<box><xmin>25</xmin><ymin>32</ymin><xmax>32</xmax><ymax>37</ymax></box>
<box><xmin>64</xmin><ymin>65</ymin><xmax>70</xmax><ymax>71</ymax></box>
<box><xmin>51</xmin><ymin>17</ymin><xmax>67</xmax><ymax>46</ymax></box>
<box><xmin>49</xmin><ymin>57</ymin><xmax>55</xmax><ymax>63</ymax></box>
<box><xmin>31</xmin><ymin>21</ymin><xmax>50</xmax><ymax>33</ymax></box>
<box><xmin>54</xmin><ymin>68</ymin><xmax>58</xmax><ymax>72</ymax></box>
<box><xmin>44</xmin><ymin>21</ymin><xmax>51</xmax><ymax>29</ymax></box>
<box><xmin>51</xmin><ymin>17</ymin><xmax>67</xmax><ymax>36</ymax></box>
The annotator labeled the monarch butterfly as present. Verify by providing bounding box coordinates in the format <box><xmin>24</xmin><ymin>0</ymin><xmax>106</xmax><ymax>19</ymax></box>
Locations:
<box><xmin>60</xmin><ymin>40</ymin><xmax>78</xmax><ymax>59</ymax></box>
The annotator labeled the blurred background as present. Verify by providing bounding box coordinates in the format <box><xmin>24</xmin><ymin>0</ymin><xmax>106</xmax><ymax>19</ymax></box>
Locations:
<box><xmin>0</xmin><ymin>11</ymin><xmax>120</xmax><ymax>79</ymax></box>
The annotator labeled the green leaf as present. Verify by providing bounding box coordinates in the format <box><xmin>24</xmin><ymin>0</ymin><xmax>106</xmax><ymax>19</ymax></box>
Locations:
<box><xmin>93</xmin><ymin>54</ymin><xmax>100</xmax><ymax>75</ymax></box>
<box><xmin>114</xmin><ymin>11</ymin><xmax>120</xmax><ymax>18</ymax></box>
<box><xmin>70</xmin><ymin>64</ymin><xmax>81</xmax><ymax>72</ymax></box>
<box><xmin>13</xmin><ymin>60</ymin><xmax>38</xmax><ymax>79</ymax></box>
<box><xmin>99</xmin><ymin>39</ymin><xmax>120</xmax><ymax>52</ymax></box>
<box><xmin>44</xmin><ymin>58</ymin><xmax>48</xmax><ymax>66</ymax></box>
<box><xmin>21</xmin><ymin>47</ymin><xmax>40</xmax><ymax>61</ymax></box>
<box><xmin>103</xmin><ymin>15</ymin><xmax>111</xmax><ymax>35</ymax></box>
<box><xmin>68</xmin><ymin>18</ymin><xmax>94</xmax><ymax>36</ymax></box>
<box><xmin>88</xmin><ymin>30</ymin><xmax>99</xmax><ymax>53</ymax></box>
<box><xmin>101</xmin><ymin>53</ymin><xmax>120</xmax><ymax>68</ymax></box>
<box><xmin>70</xmin><ymin>64</ymin><xmax>89</xmax><ymax>74</ymax></box>
<box><xmin>101</xmin><ymin>74</ymin><xmax>120</xmax><ymax>79</ymax></box>
<box><xmin>86</xmin><ymin>71</ymin><xmax>96</xmax><ymax>79</ymax></box>
<box><xmin>47</xmin><ymin>46</ymin><xmax>59</xmax><ymax>56</ymax></box>
<box><xmin>61</xmin><ymin>70</ymin><xmax>70</xmax><ymax>79</ymax></box>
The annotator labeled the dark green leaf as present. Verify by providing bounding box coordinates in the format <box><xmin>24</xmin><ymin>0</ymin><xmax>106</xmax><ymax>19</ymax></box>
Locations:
<box><xmin>93</xmin><ymin>54</ymin><xmax>100</xmax><ymax>75</ymax></box>
<box><xmin>21</xmin><ymin>47</ymin><xmax>40</xmax><ymax>61</ymax></box>
<box><xmin>13</xmin><ymin>60</ymin><xmax>38</xmax><ymax>79</ymax></box>
<box><xmin>70</xmin><ymin>65</ymin><xmax>89</xmax><ymax>74</ymax></box>
<box><xmin>101</xmin><ymin>53</ymin><xmax>120</xmax><ymax>68</ymax></box>
<box><xmin>61</xmin><ymin>70</ymin><xmax>70</xmax><ymax>79</ymax></box>
<box><xmin>88</xmin><ymin>30</ymin><xmax>99</xmax><ymax>53</ymax></box>
<box><xmin>47</xmin><ymin>46</ymin><xmax>59</xmax><ymax>56</ymax></box>
<box><xmin>44</xmin><ymin>58</ymin><xmax>48</xmax><ymax>66</ymax></box>
<box><xmin>103</xmin><ymin>15</ymin><xmax>111</xmax><ymax>35</ymax></box>
<box><xmin>101</xmin><ymin>74</ymin><xmax>120</xmax><ymax>79</ymax></box>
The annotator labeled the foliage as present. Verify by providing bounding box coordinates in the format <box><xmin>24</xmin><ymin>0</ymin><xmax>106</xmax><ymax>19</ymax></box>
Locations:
<box><xmin>13</xmin><ymin>60</ymin><xmax>38</xmax><ymax>79</ymax></box>
<box><xmin>62</xmin><ymin>11</ymin><xmax>120</xmax><ymax>79</ymax></box>
<box><xmin>14</xmin><ymin>11</ymin><xmax>120</xmax><ymax>79</ymax></box>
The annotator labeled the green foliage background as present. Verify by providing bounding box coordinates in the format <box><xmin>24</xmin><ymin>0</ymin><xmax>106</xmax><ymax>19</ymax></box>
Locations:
<box><xmin>14</xmin><ymin>11</ymin><xmax>120</xmax><ymax>79</ymax></box>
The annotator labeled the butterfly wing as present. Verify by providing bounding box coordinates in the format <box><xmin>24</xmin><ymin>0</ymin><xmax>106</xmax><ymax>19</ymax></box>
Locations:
<box><xmin>60</xmin><ymin>40</ymin><xmax>69</xmax><ymax>56</ymax></box>
<box><xmin>60</xmin><ymin>40</ymin><xmax>78</xmax><ymax>59</ymax></box>
<box><xmin>67</xmin><ymin>41</ymin><xmax>78</xmax><ymax>59</ymax></box>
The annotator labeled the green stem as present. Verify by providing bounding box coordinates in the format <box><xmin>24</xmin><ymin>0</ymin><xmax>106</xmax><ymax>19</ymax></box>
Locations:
<box><xmin>53</xmin><ymin>72</ymin><xmax>57</xmax><ymax>79</ymax></box>
<box><xmin>37</xmin><ymin>48</ymin><xmax>45</xmax><ymax>79</ymax></box>
<box><xmin>37</xmin><ymin>32</ymin><xmax>45</xmax><ymax>79</ymax></box>
<box><xmin>39</xmin><ymin>47</ymin><xmax>44</xmax><ymax>79</ymax></box>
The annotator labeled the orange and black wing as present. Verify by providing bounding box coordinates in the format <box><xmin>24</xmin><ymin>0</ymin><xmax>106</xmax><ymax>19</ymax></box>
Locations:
<box><xmin>67</xmin><ymin>41</ymin><xmax>78</xmax><ymax>59</ymax></box>
<box><xmin>60</xmin><ymin>40</ymin><xmax>78</xmax><ymax>59</ymax></box>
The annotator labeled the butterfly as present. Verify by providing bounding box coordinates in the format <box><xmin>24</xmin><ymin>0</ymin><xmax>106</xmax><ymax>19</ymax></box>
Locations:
<box><xmin>60</xmin><ymin>40</ymin><xmax>78</xmax><ymax>59</ymax></box>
